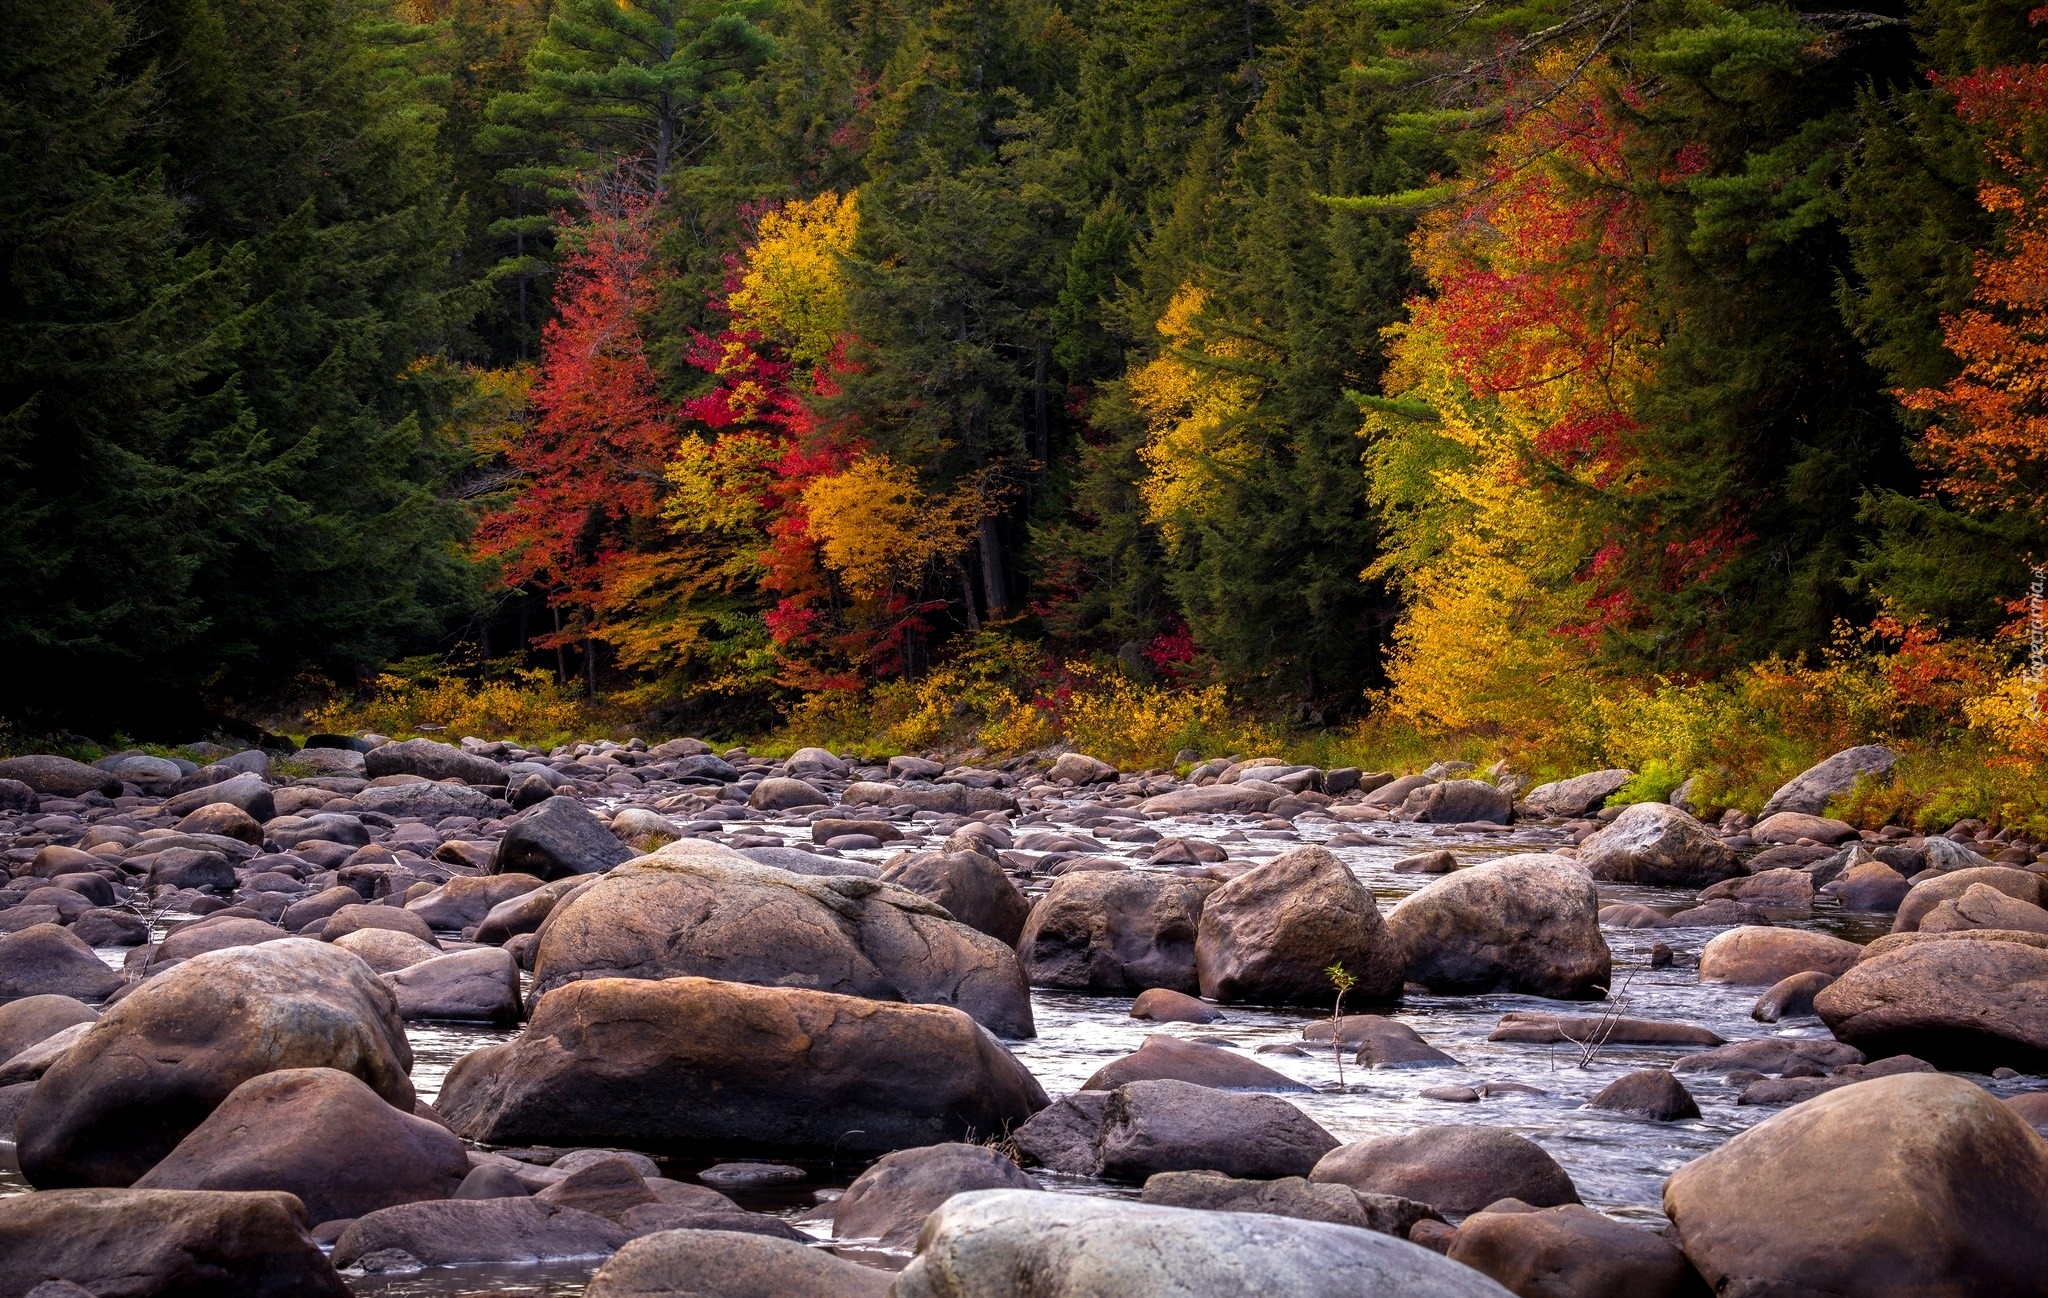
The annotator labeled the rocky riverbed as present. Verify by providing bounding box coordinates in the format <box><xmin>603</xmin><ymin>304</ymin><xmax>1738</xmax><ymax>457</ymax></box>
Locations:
<box><xmin>1</xmin><ymin>738</ymin><xmax>2046</xmax><ymax>1296</ymax></box>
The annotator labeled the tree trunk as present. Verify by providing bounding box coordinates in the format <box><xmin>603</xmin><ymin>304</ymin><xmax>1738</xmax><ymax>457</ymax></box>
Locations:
<box><xmin>1032</xmin><ymin>345</ymin><xmax>1050</xmax><ymax>492</ymax></box>
<box><xmin>956</xmin><ymin>560</ymin><xmax>982</xmax><ymax>633</ymax></box>
<box><xmin>552</xmin><ymin>604</ymin><xmax>567</xmax><ymax>685</ymax></box>
<box><xmin>978</xmin><ymin>515</ymin><xmax>1008</xmax><ymax>616</ymax></box>
<box><xmin>584</xmin><ymin>617</ymin><xmax>597</xmax><ymax>698</ymax></box>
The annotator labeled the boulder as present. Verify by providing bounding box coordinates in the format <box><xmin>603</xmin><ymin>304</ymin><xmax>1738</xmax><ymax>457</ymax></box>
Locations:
<box><xmin>1487</xmin><ymin>1013</ymin><xmax>1721</xmax><ymax>1047</ymax></box>
<box><xmin>1303</xmin><ymin>1015</ymin><xmax>1460</xmax><ymax>1068</ymax></box>
<box><xmin>1826</xmin><ymin>859</ymin><xmax>1911</xmax><ymax>911</ymax></box>
<box><xmin>70</xmin><ymin>909</ymin><xmax>147</xmax><ymax>947</ymax></box>
<box><xmin>0</xmin><ymin>996</ymin><xmax>97</xmax><ymax>1067</ymax></box>
<box><xmin>1361</xmin><ymin>774</ymin><xmax>1435</xmax><ymax>809</ymax></box>
<box><xmin>152</xmin><ymin>916</ymin><xmax>288</xmax><ymax>965</ymax></box>
<box><xmin>891</xmin><ymin>1190</ymin><xmax>1516</xmax><ymax>1298</ymax></box>
<box><xmin>1312</xmin><ymin>1127</ymin><xmax>1580</xmax><ymax>1215</ymax></box>
<box><xmin>1758</xmin><ymin>744</ymin><xmax>1896</xmax><ymax>817</ymax></box>
<box><xmin>1921</xmin><ymin>882</ymin><xmax>2048</xmax><ymax>935</ymax></box>
<box><xmin>1386</xmin><ymin>855</ymin><xmax>1611</xmax><ymax>1000</ymax></box>
<box><xmin>1697</xmin><ymin>927</ymin><xmax>1861</xmax><ymax>985</ymax></box>
<box><xmin>435</xmin><ymin>975</ymin><xmax>1046</xmax><ymax>1154</ymax></box>
<box><xmin>1449</xmin><ymin>1202</ymin><xmax>1695</xmax><ymax>1298</ymax></box>
<box><xmin>265</xmin><ymin>813</ymin><xmax>371</xmax><ymax>850</ymax></box>
<box><xmin>384</xmin><ymin>946</ymin><xmax>523</xmax><ymax>1023</ymax></box>
<box><xmin>833</xmin><ymin>1142</ymin><xmax>1042</xmax><ymax>1248</ymax></box>
<box><xmin>321</xmin><ymin>902</ymin><xmax>438</xmax><ymax>946</ymax></box>
<box><xmin>1130</xmin><ymin>988</ymin><xmax>1224</xmax><ymax>1023</ymax></box>
<box><xmin>1094</xmin><ymin>1078</ymin><xmax>1337</xmax><ymax>1182</ymax></box>
<box><xmin>475</xmin><ymin>875</ymin><xmax>587</xmax><ymax>943</ymax></box>
<box><xmin>0</xmin><ymin>1022</ymin><xmax>91</xmax><ymax>1086</ymax></box>
<box><xmin>0</xmin><ymin>925</ymin><xmax>124</xmax><ymax>1002</ymax></box>
<box><xmin>1012</xmin><ymin>1091</ymin><xmax>1112</xmax><ymax>1174</ymax></box>
<box><xmin>1815</xmin><ymin>937</ymin><xmax>2048</xmax><ymax>1069</ymax></box>
<box><xmin>1584</xmin><ymin>1070</ymin><xmax>1700</xmax><ymax>1121</ymax></box>
<box><xmin>353</xmin><ymin>782</ymin><xmax>503</xmax><ymax>821</ymax></box>
<box><xmin>18</xmin><ymin>938</ymin><xmax>412</xmax><ymax>1188</ymax></box>
<box><xmin>1082</xmin><ymin>1034</ymin><xmax>1305</xmax><ymax>1091</ymax></box>
<box><xmin>493</xmin><ymin>796</ymin><xmax>635</xmax><ymax>881</ymax></box>
<box><xmin>132</xmin><ymin>1067</ymin><xmax>468</xmax><ymax>1222</ymax></box>
<box><xmin>1140</xmin><ymin>1171</ymin><xmax>1442</xmax><ymax>1238</ymax></box>
<box><xmin>1752</xmin><ymin>970</ymin><xmax>1835</xmax><ymax>1023</ymax></box>
<box><xmin>162</xmin><ymin>773</ymin><xmax>276</xmax><ymax>823</ymax></box>
<box><xmin>1137</xmin><ymin>784</ymin><xmax>1282</xmax><ymax>815</ymax></box>
<box><xmin>331</xmin><ymin>1197</ymin><xmax>630</xmax><ymax>1269</ymax></box>
<box><xmin>363</xmin><ymin>738</ymin><xmax>506</xmax><ymax>785</ymax></box>
<box><xmin>1018</xmin><ymin>872</ymin><xmax>1219</xmax><ymax>996</ymax></box>
<box><xmin>1395</xmin><ymin>779</ymin><xmax>1514</xmax><ymax>824</ymax></box>
<box><xmin>0</xmin><ymin>1188</ymin><xmax>348</xmax><ymax>1298</ymax></box>
<box><xmin>1751</xmin><ymin>811</ymin><xmax>1859</xmax><ymax>846</ymax></box>
<box><xmin>404</xmin><ymin>873</ymin><xmax>547</xmax><ymax>932</ymax></box>
<box><xmin>747</xmin><ymin>777</ymin><xmax>828</xmax><ymax>811</ymax></box>
<box><xmin>1519</xmin><ymin>770</ymin><xmax>1632</xmax><ymax>819</ymax></box>
<box><xmin>1194</xmin><ymin>846</ymin><xmax>1404</xmax><ymax>1005</ymax></box>
<box><xmin>1697</xmin><ymin>867</ymin><xmax>1815</xmax><ymax>908</ymax></box>
<box><xmin>1576</xmin><ymin>803</ymin><xmax>1740</xmax><ymax>887</ymax></box>
<box><xmin>1895</xmin><ymin>865</ymin><xmax>2043</xmax><ymax>933</ymax></box>
<box><xmin>1393</xmin><ymin>850</ymin><xmax>1459</xmax><ymax>875</ymax></box>
<box><xmin>1669</xmin><ymin>1038</ymin><xmax>1866</xmax><ymax>1076</ymax></box>
<box><xmin>0</xmin><ymin>756</ymin><xmax>120</xmax><ymax>799</ymax></box>
<box><xmin>530</xmin><ymin>857</ymin><xmax>1034</xmax><ymax>1037</ymax></box>
<box><xmin>1664</xmin><ymin>1072</ymin><xmax>2048</xmax><ymax>1298</ymax></box>
<box><xmin>329</xmin><ymin>928</ymin><xmax>438</xmax><ymax>975</ymax></box>
<box><xmin>146</xmin><ymin>848</ymin><xmax>236</xmax><ymax>891</ymax></box>
<box><xmin>881</xmin><ymin>851</ymin><xmax>1032</xmax><ymax>946</ymax></box>
<box><xmin>176</xmin><ymin>802</ymin><xmax>263</xmax><ymax>845</ymax></box>
<box><xmin>1049</xmin><ymin>753</ymin><xmax>1118</xmax><ymax>784</ymax></box>
<box><xmin>584</xmin><ymin>1228</ymin><xmax>893</xmax><ymax>1298</ymax></box>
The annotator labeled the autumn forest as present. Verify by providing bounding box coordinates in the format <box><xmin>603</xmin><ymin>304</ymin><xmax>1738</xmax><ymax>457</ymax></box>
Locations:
<box><xmin>7</xmin><ymin>0</ymin><xmax>2048</xmax><ymax>807</ymax></box>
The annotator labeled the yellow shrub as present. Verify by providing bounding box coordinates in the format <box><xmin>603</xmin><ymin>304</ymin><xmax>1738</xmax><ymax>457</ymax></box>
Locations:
<box><xmin>308</xmin><ymin>667</ymin><xmax>587</xmax><ymax>746</ymax></box>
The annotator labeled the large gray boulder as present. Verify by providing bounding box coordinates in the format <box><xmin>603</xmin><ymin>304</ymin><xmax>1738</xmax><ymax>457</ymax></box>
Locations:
<box><xmin>890</xmin><ymin>1190</ymin><xmax>1516</xmax><ymax>1298</ymax></box>
<box><xmin>529</xmin><ymin>856</ymin><xmax>1033</xmax><ymax>1037</ymax></box>
<box><xmin>435</xmin><ymin>975</ymin><xmax>1047</xmax><ymax>1154</ymax></box>
<box><xmin>17</xmin><ymin>938</ymin><xmax>413</xmax><ymax>1188</ymax></box>
<box><xmin>353</xmin><ymin>782</ymin><xmax>503</xmax><ymax>821</ymax></box>
<box><xmin>1758</xmin><ymin>744</ymin><xmax>1896</xmax><ymax>817</ymax></box>
<box><xmin>492</xmin><ymin>796</ymin><xmax>635</xmax><ymax>881</ymax></box>
<box><xmin>1194</xmin><ymin>846</ymin><xmax>1404</xmax><ymax>1005</ymax></box>
<box><xmin>1519</xmin><ymin>769</ymin><xmax>1632</xmax><ymax>818</ymax></box>
<box><xmin>1137</xmin><ymin>784</ymin><xmax>1283</xmax><ymax>815</ymax></box>
<box><xmin>0</xmin><ymin>1188</ymin><xmax>349</xmax><ymax>1298</ymax></box>
<box><xmin>162</xmin><ymin>773</ymin><xmax>276</xmax><ymax>823</ymax></box>
<box><xmin>1386</xmin><ymin>854</ymin><xmax>1610</xmax><ymax>999</ymax></box>
<box><xmin>1018</xmin><ymin>872</ymin><xmax>1219</xmax><ymax>995</ymax></box>
<box><xmin>384</xmin><ymin>946</ymin><xmax>524</xmax><ymax>1023</ymax></box>
<box><xmin>1893</xmin><ymin>865</ymin><xmax>2042</xmax><ymax>933</ymax></box>
<box><xmin>1576</xmin><ymin>802</ymin><xmax>1740</xmax><ymax>887</ymax></box>
<box><xmin>364</xmin><ymin>738</ymin><xmax>507</xmax><ymax>785</ymax></box>
<box><xmin>1664</xmin><ymin>1073</ymin><xmax>2048</xmax><ymax>1298</ymax></box>
<box><xmin>0</xmin><ymin>756</ymin><xmax>120</xmax><ymax>799</ymax></box>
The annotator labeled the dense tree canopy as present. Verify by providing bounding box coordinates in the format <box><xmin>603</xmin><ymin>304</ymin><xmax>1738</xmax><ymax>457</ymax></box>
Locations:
<box><xmin>6</xmin><ymin>0</ymin><xmax>2045</xmax><ymax>734</ymax></box>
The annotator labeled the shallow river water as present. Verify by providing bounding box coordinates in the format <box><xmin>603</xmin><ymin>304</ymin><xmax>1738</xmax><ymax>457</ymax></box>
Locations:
<box><xmin>6</xmin><ymin>805</ymin><xmax>2019</xmax><ymax>1296</ymax></box>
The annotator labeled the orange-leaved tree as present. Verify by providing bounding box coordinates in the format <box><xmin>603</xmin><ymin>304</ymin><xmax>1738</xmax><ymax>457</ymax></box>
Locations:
<box><xmin>1900</xmin><ymin>56</ymin><xmax>2048</xmax><ymax>520</ymax></box>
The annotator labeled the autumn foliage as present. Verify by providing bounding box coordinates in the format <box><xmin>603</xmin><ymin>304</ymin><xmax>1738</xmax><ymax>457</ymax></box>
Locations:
<box><xmin>1901</xmin><ymin>56</ymin><xmax>2048</xmax><ymax>521</ymax></box>
<box><xmin>474</xmin><ymin>176</ymin><xmax>680</xmax><ymax>650</ymax></box>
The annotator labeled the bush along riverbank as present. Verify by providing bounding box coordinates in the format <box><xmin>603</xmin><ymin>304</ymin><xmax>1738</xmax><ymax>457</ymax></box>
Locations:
<box><xmin>2</xmin><ymin>732</ymin><xmax>2048</xmax><ymax>1294</ymax></box>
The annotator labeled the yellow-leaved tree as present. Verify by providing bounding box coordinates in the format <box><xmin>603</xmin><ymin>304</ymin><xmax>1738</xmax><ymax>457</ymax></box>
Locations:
<box><xmin>1130</xmin><ymin>284</ymin><xmax>1275</xmax><ymax>553</ymax></box>
<box><xmin>1363</xmin><ymin>57</ymin><xmax>1656</xmax><ymax>753</ymax></box>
